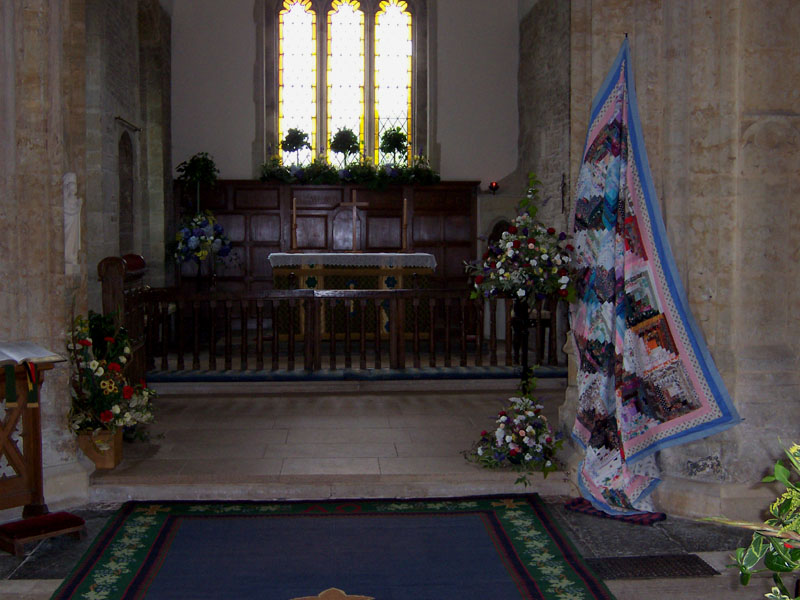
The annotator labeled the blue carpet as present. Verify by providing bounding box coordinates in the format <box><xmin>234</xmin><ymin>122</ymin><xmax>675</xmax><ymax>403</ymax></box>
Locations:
<box><xmin>52</xmin><ymin>497</ymin><xmax>614</xmax><ymax>600</ymax></box>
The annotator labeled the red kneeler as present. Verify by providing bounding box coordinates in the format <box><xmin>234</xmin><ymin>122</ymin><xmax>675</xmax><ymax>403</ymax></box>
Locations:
<box><xmin>0</xmin><ymin>511</ymin><xmax>86</xmax><ymax>556</ymax></box>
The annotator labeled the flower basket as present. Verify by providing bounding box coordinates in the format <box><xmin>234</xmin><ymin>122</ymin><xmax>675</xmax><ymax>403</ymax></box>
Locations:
<box><xmin>77</xmin><ymin>429</ymin><xmax>123</xmax><ymax>470</ymax></box>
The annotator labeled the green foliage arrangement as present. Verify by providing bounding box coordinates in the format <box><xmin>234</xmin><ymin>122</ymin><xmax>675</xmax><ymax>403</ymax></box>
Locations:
<box><xmin>176</xmin><ymin>152</ymin><xmax>219</xmax><ymax>214</ymax></box>
<box><xmin>175</xmin><ymin>152</ymin><xmax>219</xmax><ymax>187</ymax></box>
<box><xmin>301</xmin><ymin>158</ymin><xmax>340</xmax><ymax>185</ymax></box>
<box><xmin>281</xmin><ymin>128</ymin><xmax>311</xmax><ymax>165</ymax></box>
<box><xmin>379</xmin><ymin>127</ymin><xmax>408</xmax><ymax>165</ymax></box>
<box><xmin>259</xmin><ymin>155</ymin><xmax>294</xmax><ymax>183</ymax></box>
<box><xmin>708</xmin><ymin>443</ymin><xmax>800</xmax><ymax>600</ymax></box>
<box><xmin>260</xmin><ymin>153</ymin><xmax>439</xmax><ymax>188</ymax></box>
<box><xmin>330</xmin><ymin>127</ymin><xmax>361</xmax><ymax>166</ymax></box>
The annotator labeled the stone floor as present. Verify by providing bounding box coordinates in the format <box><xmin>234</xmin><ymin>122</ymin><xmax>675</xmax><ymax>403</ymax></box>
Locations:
<box><xmin>0</xmin><ymin>379</ymin><xmax>781</xmax><ymax>599</ymax></box>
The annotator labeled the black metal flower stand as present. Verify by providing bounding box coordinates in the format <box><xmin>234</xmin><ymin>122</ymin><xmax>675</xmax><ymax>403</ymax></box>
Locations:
<box><xmin>512</xmin><ymin>297</ymin><xmax>532</xmax><ymax>395</ymax></box>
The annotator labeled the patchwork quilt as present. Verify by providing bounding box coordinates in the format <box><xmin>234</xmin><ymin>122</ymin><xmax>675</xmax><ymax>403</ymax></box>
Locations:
<box><xmin>569</xmin><ymin>40</ymin><xmax>740</xmax><ymax>515</ymax></box>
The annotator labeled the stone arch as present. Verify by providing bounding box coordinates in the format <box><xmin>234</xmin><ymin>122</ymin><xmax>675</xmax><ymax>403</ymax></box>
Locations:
<box><xmin>486</xmin><ymin>218</ymin><xmax>511</xmax><ymax>248</ymax></box>
<box><xmin>118</xmin><ymin>131</ymin><xmax>135</xmax><ymax>255</ymax></box>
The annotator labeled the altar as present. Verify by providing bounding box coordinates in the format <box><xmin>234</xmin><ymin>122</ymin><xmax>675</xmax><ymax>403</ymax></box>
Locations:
<box><xmin>268</xmin><ymin>252</ymin><xmax>436</xmax><ymax>291</ymax></box>
<box><xmin>269</xmin><ymin>252</ymin><xmax>437</xmax><ymax>338</ymax></box>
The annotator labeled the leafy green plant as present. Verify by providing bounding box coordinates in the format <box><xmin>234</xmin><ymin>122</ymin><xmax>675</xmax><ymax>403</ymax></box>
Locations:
<box><xmin>280</xmin><ymin>128</ymin><xmax>311</xmax><ymax>165</ymax></box>
<box><xmin>259</xmin><ymin>155</ymin><xmax>293</xmax><ymax>183</ymax></box>
<box><xmin>300</xmin><ymin>158</ymin><xmax>340</xmax><ymax>185</ymax></box>
<box><xmin>330</xmin><ymin>128</ymin><xmax>360</xmax><ymax>166</ymax></box>
<box><xmin>519</xmin><ymin>172</ymin><xmax>543</xmax><ymax>218</ymax></box>
<box><xmin>708</xmin><ymin>443</ymin><xmax>800</xmax><ymax>599</ymax></box>
<box><xmin>176</xmin><ymin>152</ymin><xmax>219</xmax><ymax>214</ymax></box>
<box><xmin>379</xmin><ymin>127</ymin><xmax>408</xmax><ymax>165</ymax></box>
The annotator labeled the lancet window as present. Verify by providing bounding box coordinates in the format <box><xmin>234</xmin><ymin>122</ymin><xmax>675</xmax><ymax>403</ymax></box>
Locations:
<box><xmin>272</xmin><ymin>0</ymin><xmax>423</xmax><ymax>167</ymax></box>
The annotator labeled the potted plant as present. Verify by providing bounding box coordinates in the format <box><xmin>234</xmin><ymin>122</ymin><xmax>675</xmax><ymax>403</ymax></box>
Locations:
<box><xmin>380</xmin><ymin>126</ymin><xmax>408</xmax><ymax>166</ymax></box>
<box><xmin>330</xmin><ymin>127</ymin><xmax>360</xmax><ymax>167</ymax></box>
<box><xmin>67</xmin><ymin>312</ymin><xmax>155</xmax><ymax>469</ymax></box>
<box><xmin>175</xmin><ymin>151</ymin><xmax>219</xmax><ymax>214</ymax></box>
<box><xmin>281</xmin><ymin>128</ymin><xmax>311</xmax><ymax>168</ymax></box>
<box><xmin>709</xmin><ymin>442</ymin><xmax>800</xmax><ymax>599</ymax></box>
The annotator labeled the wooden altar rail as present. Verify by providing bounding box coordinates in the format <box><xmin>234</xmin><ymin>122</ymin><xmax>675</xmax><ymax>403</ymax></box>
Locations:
<box><xmin>132</xmin><ymin>288</ymin><xmax>563</xmax><ymax>374</ymax></box>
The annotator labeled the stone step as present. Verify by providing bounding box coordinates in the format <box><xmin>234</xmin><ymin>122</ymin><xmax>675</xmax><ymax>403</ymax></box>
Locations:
<box><xmin>88</xmin><ymin>471</ymin><xmax>576</xmax><ymax>503</ymax></box>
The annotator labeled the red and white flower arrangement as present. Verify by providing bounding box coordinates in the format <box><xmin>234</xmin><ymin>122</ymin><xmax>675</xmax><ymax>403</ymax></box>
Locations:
<box><xmin>67</xmin><ymin>312</ymin><xmax>154</xmax><ymax>437</ymax></box>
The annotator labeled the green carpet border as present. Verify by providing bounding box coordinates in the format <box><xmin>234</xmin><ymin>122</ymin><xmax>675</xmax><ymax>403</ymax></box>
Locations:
<box><xmin>51</xmin><ymin>494</ymin><xmax>615</xmax><ymax>600</ymax></box>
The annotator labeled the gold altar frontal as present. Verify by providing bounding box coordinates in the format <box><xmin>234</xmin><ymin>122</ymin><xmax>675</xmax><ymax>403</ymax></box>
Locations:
<box><xmin>269</xmin><ymin>253</ymin><xmax>436</xmax><ymax>339</ymax></box>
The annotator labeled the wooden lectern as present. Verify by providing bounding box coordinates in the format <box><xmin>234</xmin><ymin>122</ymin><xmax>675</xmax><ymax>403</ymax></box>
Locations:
<box><xmin>0</xmin><ymin>361</ymin><xmax>86</xmax><ymax>556</ymax></box>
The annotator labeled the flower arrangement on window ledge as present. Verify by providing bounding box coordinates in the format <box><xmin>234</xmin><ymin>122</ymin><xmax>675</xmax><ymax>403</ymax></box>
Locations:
<box><xmin>464</xmin><ymin>373</ymin><xmax>563</xmax><ymax>486</ymax></box>
<box><xmin>707</xmin><ymin>442</ymin><xmax>800</xmax><ymax>600</ymax></box>
<box><xmin>67</xmin><ymin>312</ymin><xmax>155</xmax><ymax>445</ymax></box>
<box><xmin>465</xmin><ymin>173</ymin><xmax>576</xmax><ymax>306</ymax></box>
<box><xmin>259</xmin><ymin>127</ymin><xmax>439</xmax><ymax>187</ymax></box>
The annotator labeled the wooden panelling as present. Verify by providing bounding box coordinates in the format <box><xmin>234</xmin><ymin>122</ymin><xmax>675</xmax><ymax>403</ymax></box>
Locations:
<box><xmin>177</xmin><ymin>180</ymin><xmax>479</xmax><ymax>292</ymax></box>
<box><xmin>216</xmin><ymin>214</ymin><xmax>246</xmax><ymax>242</ymax></box>
<box><xmin>235</xmin><ymin>187</ymin><xmax>279</xmax><ymax>209</ymax></box>
<box><xmin>296</xmin><ymin>215</ymin><xmax>328</xmax><ymax>248</ymax></box>
<box><xmin>250</xmin><ymin>215</ymin><xmax>281</xmax><ymax>242</ymax></box>
<box><xmin>367</xmin><ymin>216</ymin><xmax>401</xmax><ymax>249</ymax></box>
<box><xmin>293</xmin><ymin>188</ymin><xmax>343</xmax><ymax>209</ymax></box>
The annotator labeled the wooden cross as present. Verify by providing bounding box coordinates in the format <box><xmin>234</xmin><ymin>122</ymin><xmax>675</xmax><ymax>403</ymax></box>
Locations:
<box><xmin>339</xmin><ymin>190</ymin><xmax>369</xmax><ymax>251</ymax></box>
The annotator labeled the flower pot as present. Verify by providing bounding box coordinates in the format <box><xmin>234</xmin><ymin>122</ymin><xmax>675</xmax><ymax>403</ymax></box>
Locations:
<box><xmin>77</xmin><ymin>430</ymin><xmax>123</xmax><ymax>469</ymax></box>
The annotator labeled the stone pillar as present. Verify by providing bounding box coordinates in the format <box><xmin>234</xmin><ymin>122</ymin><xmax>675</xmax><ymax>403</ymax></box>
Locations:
<box><xmin>0</xmin><ymin>0</ymin><xmax>91</xmax><ymax>514</ymax></box>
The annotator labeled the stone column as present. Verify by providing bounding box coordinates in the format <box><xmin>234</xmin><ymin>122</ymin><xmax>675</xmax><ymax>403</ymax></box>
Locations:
<box><xmin>0</xmin><ymin>0</ymin><xmax>91</xmax><ymax>514</ymax></box>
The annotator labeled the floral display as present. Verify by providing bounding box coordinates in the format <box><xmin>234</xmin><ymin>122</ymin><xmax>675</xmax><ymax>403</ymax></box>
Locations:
<box><xmin>67</xmin><ymin>312</ymin><xmax>155</xmax><ymax>435</ymax></box>
<box><xmin>173</xmin><ymin>210</ymin><xmax>232</xmax><ymax>264</ymax></box>
<box><xmin>466</xmin><ymin>210</ymin><xmax>575</xmax><ymax>306</ymax></box>
<box><xmin>465</xmin><ymin>375</ymin><xmax>563</xmax><ymax>482</ymax></box>
<box><xmin>259</xmin><ymin>152</ymin><xmax>439</xmax><ymax>187</ymax></box>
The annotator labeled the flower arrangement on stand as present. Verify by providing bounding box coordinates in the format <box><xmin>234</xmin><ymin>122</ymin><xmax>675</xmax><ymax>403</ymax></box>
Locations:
<box><xmin>67</xmin><ymin>312</ymin><xmax>155</xmax><ymax>468</ymax></box>
<box><xmin>465</xmin><ymin>174</ymin><xmax>576</xmax><ymax>305</ymax></box>
<box><xmin>173</xmin><ymin>210</ymin><xmax>233</xmax><ymax>264</ymax></box>
<box><xmin>464</xmin><ymin>373</ymin><xmax>563</xmax><ymax>485</ymax></box>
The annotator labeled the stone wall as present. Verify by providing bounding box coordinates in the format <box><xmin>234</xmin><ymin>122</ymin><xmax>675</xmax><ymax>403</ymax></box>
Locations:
<box><xmin>561</xmin><ymin>0</ymin><xmax>800</xmax><ymax>519</ymax></box>
<box><xmin>85</xmin><ymin>0</ymin><xmax>172</xmax><ymax>310</ymax></box>
<box><xmin>514</xmin><ymin>0</ymin><xmax>571</xmax><ymax>230</ymax></box>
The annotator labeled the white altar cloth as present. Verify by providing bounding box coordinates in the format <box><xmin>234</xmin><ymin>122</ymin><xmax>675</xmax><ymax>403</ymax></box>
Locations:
<box><xmin>268</xmin><ymin>252</ymin><xmax>436</xmax><ymax>270</ymax></box>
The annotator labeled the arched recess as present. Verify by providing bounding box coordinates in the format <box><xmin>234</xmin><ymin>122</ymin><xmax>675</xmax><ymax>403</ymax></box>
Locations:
<box><xmin>118</xmin><ymin>131</ymin><xmax>135</xmax><ymax>255</ymax></box>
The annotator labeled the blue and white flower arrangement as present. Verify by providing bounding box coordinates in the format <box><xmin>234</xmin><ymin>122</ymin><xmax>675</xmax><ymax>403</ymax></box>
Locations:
<box><xmin>173</xmin><ymin>210</ymin><xmax>232</xmax><ymax>264</ymax></box>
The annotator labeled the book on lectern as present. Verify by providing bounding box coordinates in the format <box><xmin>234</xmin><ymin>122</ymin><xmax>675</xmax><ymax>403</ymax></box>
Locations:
<box><xmin>0</xmin><ymin>341</ymin><xmax>64</xmax><ymax>366</ymax></box>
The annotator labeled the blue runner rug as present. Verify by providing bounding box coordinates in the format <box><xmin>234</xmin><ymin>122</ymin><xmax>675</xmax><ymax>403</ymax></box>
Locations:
<box><xmin>52</xmin><ymin>496</ymin><xmax>614</xmax><ymax>600</ymax></box>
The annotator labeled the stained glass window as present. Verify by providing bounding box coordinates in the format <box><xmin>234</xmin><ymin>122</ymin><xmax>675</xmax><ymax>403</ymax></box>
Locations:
<box><xmin>275</xmin><ymin>0</ymin><xmax>416</xmax><ymax>165</ymax></box>
<box><xmin>279</xmin><ymin>0</ymin><xmax>316</xmax><ymax>165</ymax></box>
<box><xmin>374</xmin><ymin>0</ymin><xmax>412</xmax><ymax>165</ymax></box>
<box><xmin>327</xmin><ymin>1</ymin><xmax>365</xmax><ymax>167</ymax></box>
